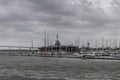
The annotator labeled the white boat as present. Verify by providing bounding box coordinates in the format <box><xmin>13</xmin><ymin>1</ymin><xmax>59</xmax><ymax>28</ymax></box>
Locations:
<box><xmin>82</xmin><ymin>51</ymin><xmax>96</xmax><ymax>59</ymax></box>
<box><xmin>112</xmin><ymin>53</ymin><xmax>120</xmax><ymax>59</ymax></box>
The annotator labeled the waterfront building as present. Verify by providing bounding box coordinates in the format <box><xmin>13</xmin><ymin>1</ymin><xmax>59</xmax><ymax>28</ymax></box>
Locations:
<box><xmin>38</xmin><ymin>35</ymin><xmax>79</xmax><ymax>55</ymax></box>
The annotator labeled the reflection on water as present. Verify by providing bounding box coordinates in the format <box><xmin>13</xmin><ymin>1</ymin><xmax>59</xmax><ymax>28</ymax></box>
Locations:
<box><xmin>0</xmin><ymin>56</ymin><xmax>120</xmax><ymax>80</ymax></box>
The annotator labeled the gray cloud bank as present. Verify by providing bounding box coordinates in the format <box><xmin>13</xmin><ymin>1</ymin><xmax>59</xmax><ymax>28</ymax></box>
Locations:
<box><xmin>0</xmin><ymin>0</ymin><xmax>120</xmax><ymax>47</ymax></box>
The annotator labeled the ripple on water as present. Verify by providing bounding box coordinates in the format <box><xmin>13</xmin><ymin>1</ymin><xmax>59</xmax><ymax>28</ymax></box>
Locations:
<box><xmin>0</xmin><ymin>56</ymin><xmax>120</xmax><ymax>80</ymax></box>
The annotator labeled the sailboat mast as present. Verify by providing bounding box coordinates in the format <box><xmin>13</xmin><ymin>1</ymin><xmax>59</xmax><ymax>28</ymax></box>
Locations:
<box><xmin>102</xmin><ymin>38</ymin><xmax>104</xmax><ymax>49</ymax></box>
<box><xmin>44</xmin><ymin>30</ymin><xmax>47</xmax><ymax>47</ymax></box>
<box><xmin>31</xmin><ymin>38</ymin><xmax>34</xmax><ymax>52</ymax></box>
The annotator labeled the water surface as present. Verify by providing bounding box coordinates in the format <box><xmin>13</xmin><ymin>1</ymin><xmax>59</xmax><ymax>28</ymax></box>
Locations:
<box><xmin>0</xmin><ymin>56</ymin><xmax>120</xmax><ymax>80</ymax></box>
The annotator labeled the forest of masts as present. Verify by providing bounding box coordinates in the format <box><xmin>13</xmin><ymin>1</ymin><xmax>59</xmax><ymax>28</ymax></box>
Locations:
<box><xmin>43</xmin><ymin>31</ymin><xmax>120</xmax><ymax>50</ymax></box>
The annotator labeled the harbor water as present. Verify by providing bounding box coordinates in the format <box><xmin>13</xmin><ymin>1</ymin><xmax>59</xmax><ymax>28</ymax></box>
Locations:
<box><xmin>0</xmin><ymin>56</ymin><xmax>120</xmax><ymax>80</ymax></box>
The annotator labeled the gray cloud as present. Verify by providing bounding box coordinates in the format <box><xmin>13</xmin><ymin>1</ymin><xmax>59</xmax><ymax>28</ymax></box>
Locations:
<box><xmin>0</xmin><ymin>0</ymin><xmax>120</xmax><ymax>47</ymax></box>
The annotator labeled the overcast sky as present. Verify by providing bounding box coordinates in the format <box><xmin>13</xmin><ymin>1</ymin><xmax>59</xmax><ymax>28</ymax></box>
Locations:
<box><xmin>0</xmin><ymin>0</ymin><xmax>120</xmax><ymax>47</ymax></box>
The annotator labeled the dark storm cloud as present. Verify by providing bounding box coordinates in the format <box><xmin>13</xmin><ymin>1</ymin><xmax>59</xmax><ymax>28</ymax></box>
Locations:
<box><xmin>0</xmin><ymin>0</ymin><xmax>120</xmax><ymax>47</ymax></box>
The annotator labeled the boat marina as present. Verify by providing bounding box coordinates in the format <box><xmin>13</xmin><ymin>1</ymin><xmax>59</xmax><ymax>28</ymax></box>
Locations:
<box><xmin>0</xmin><ymin>34</ymin><xmax>120</xmax><ymax>60</ymax></box>
<box><xmin>1</xmin><ymin>0</ymin><xmax>120</xmax><ymax>79</ymax></box>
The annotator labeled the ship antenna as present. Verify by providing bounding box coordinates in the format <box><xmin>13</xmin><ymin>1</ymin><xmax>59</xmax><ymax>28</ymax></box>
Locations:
<box><xmin>56</xmin><ymin>34</ymin><xmax>59</xmax><ymax>41</ymax></box>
